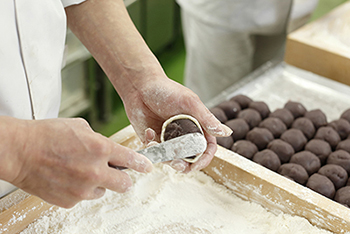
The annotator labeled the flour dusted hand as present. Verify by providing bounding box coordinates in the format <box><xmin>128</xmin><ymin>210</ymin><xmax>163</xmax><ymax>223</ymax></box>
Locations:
<box><xmin>0</xmin><ymin>117</ymin><xmax>152</xmax><ymax>208</ymax></box>
<box><xmin>122</xmin><ymin>78</ymin><xmax>232</xmax><ymax>173</ymax></box>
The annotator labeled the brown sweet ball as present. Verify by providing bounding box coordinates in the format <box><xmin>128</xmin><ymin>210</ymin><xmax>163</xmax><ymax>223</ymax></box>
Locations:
<box><xmin>340</xmin><ymin>108</ymin><xmax>350</xmax><ymax>123</ymax></box>
<box><xmin>210</xmin><ymin>107</ymin><xmax>228</xmax><ymax>123</ymax></box>
<box><xmin>225</xmin><ymin>119</ymin><xmax>250</xmax><ymax>141</ymax></box>
<box><xmin>318</xmin><ymin>164</ymin><xmax>348</xmax><ymax>190</ymax></box>
<box><xmin>216</xmin><ymin>136</ymin><xmax>234</xmax><ymax>149</ymax></box>
<box><xmin>304</xmin><ymin>109</ymin><xmax>327</xmax><ymax>129</ymax></box>
<box><xmin>347</xmin><ymin>178</ymin><xmax>350</xmax><ymax>186</ymax></box>
<box><xmin>305</xmin><ymin>139</ymin><xmax>331</xmax><ymax>165</ymax></box>
<box><xmin>269</xmin><ymin>108</ymin><xmax>294</xmax><ymax>128</ymax></box>
<box><xmin>231</xmin><ymin>140</ymin><xmax>258</xmax><ymax>159</ymax></box>
<box><xmin>237</xmin><ymin>108</ymin><xmax>262</xmax><ymax>129</ymax></box>
<box><xmin>216</xmin><ymin>100</ymin><xmax>241</xmax><ymax>120</ymax></box>
<box><xmin>259</xmin><ymin>117</ymin><xmax>287</xmax><ymax>138</ymax></box>
<box><xmin>290</xmin><ymin>151</ymin><xmax>321</xmax><ymax>176</ymax></box>
<box><xmin>306</xmin><ymin>173</ymin><xmax>335</xmax><ymax>199</ymax></box>
<box><xmin>291</xmin><ymin>117</ymin><xmax>315</xmax><ymax>140</ymax></box>
<box><xmin>267</xmin><ymin>139</ymin><xmax>295</xmax><ymax>164</ymax></box>
<box><xmin>327</xmin><ymin>150</ymin><xmax>350</xmax><ymax>175</ymax></box>
<box><xmin>252</xmin><ymin>149</ymin><xmax>281</xmax><ymax>172</ymax></box>
<box><xmin>280</xmin><ymin>129</ymin><xmax>307</xmax><ymax>152</ymax></box>
<box><xmin>328</xmin><ymin>119</ymin><xmax>350</xmax><ymax>140</ymax></box>
<box><xmin>230</xmin><ymin>94</ymin><xmax>252</xmax><ymax>109</ymax></box>
<box><xmin>246</xmin><ymin>127</ymin><xmax>274</xmax><ymax>151</ymax></box>
<box><xmin>334</xmin><ymin>186</ymin><xmax>350</xmax><ymax>207</ymax></box>
<box><xmin>336</xmin><ymin>139</ymin><xmax>350</xmax><ymax>154</ymax></box>
<box><xmin>249</xmin><ymin>101</ymin><xmax>270</xmax><ymax>119</ymax></box>
<box><xmin>314</xmin><ymin>126</ymin><xmax>341</xmax><ymax>150</ymax></box>
<box><xmin>278</xmin><ymin>163</ymin><xmax>309</xmax><ymax>185</ymax></box>
<box><xmin>284</xmin><ymin>101</ymin><xmax>307</xmax><ymax>119</ymax></box>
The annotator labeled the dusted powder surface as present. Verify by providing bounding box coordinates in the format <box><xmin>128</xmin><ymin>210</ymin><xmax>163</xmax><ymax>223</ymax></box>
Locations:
<box><xmin>20</xmin><ymin>165</ymin><xmax>333</xmax><ymax>234</ymax></box>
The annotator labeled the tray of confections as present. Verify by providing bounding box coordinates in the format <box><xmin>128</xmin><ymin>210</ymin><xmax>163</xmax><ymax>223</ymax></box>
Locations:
<box><xmin>203</xmin><ymin>60</ymin><xmax>350</xmax><ymax>232</ymax></box>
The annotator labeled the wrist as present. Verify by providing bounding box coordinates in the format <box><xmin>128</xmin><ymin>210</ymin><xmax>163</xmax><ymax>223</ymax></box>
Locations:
<box><xmin>0</xmin><ymin>116</ymin><xmax>28</xmax><ymax>184</ymax></box>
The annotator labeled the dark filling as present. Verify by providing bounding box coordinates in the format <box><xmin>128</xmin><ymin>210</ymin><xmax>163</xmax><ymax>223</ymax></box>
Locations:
<box><xmin>163</xmin><ymin>119</ymin><xmax>202</xmax><ymax>159</ymax></box>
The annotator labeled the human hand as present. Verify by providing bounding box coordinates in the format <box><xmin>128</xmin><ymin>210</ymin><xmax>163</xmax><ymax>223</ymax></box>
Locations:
<box><xmin>122</xmin><ymin>77</ymin><xmax>232</xmax><ymax>173</ymax></box>
<box><xmin>4</xmin><ymin>117</ymin><xmax>153</xmax><ymax>208</ymax></box>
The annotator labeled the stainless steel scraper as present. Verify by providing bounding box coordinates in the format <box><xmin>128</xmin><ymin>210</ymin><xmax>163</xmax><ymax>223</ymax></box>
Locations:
<box><xmin>114</xmin><ymin>133</ymin><xmax>207</xmax><ymax>170</ymax></box>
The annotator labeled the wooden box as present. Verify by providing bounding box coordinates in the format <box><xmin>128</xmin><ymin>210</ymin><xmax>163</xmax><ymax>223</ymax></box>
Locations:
<box><xmin>284</xmin><ymin>2</ymin><xmax>350</xmax><ymax>86</ymax></box>
<box><xmin>0</xmin><ymin>125</ymin><xmax>350</xmax><ymax>233</ymax></box>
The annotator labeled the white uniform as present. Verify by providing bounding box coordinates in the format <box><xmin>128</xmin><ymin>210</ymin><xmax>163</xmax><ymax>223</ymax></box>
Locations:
<box><xmin>0</xmin><ymin>0</ymin><xmax>85</xmax><ymax>197</ymax></box>
<box><xmin>176</xmin><ymin>0</ymin><xmax>319</xmax><ymax>103</ymax></box>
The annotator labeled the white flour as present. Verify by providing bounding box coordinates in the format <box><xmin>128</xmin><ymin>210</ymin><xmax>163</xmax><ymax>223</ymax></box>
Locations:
<box><xmin>21</xmin><ymin>165</ymin><xmax>333</xmax><ymax>234</ymax></box>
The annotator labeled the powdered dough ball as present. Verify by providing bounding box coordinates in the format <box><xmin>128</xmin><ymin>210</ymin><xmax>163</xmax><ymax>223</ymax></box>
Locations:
<box><xmin>161</xmin><ymin>114</ymin><xmax>205</xmax><ymax>163</ymax></box>
<box><xmin>269</xmin><ymin>108</ymin><xmax>294</xmax><ymax>128</ymax></box>
<box><xmin>304</xmin><ymin>109</ymin><xmax>327</xmax><ymax>129</ymax></box>
<box><xmin>306</xmin><ymin>173</ymin><xmax>335</xmax><ymax>199</ymax></box>
<box><xmin>318</xmin><ymin>164</ymin><xmax>348</xmax><ymax>190</ymax></box>
<box><xmin>335</xmin><ymin>186</ymin><xmax>350</xmax><ymax>207</ymax></box>
<box><xmin>278</xmin><ymin>163</ymin><xmax>309</xmax><ymax>185</ymax></box>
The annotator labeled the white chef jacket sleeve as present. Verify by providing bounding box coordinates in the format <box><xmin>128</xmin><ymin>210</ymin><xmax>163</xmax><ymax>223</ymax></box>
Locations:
<box><xmin>61</xmin><ymin>0</ymin><xmax>86</xmax><ymax>8</ymax></box>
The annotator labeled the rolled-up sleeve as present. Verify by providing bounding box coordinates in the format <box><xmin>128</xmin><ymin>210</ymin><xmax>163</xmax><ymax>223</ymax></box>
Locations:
<box><xmin>61</xmin><ymin>0</ymin><xmax>86</xmax><ymax>8</ymax></box>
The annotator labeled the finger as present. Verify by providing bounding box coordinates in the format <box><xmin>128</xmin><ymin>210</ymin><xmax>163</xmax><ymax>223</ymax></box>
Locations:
<box><xmin>109</xmin><ymin>143</ymin><xmax>153</xmax><ymax>173</ymax></box>
<box><xmin>101</xmin><ymin>168</ymin><xmax>133</xmax><ymax>193</ymax></box>
<box><xmin>191</xmin><ymin>132</ymin><xmax>217</xmax><ymax>171</ymax></box>
<box><xmin>144</xmin><ymin>128</ymin><xmax>157</xmax><ymax>144</ymax></box>
<box><xmin>83</xmin><ymin>187</ymin><xmax>107</xmax><ymax>201</ymax></box>
<box><xmin>165</xmin><ymin>159</ymin><xmax>190</xmax><ymax>173</ymax></box>
<box><xmin>184</xmin><ymin>99</ymin><xmax>232</xmax><ymax>137</ymax></box>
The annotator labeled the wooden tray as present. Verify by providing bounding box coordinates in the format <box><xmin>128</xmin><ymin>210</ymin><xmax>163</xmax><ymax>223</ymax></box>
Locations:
<box><xmin>1</xmin><ymin>125</ymin><xmax>350</xmax><ymax>233</ymax></box>
<box><xmin>284</xmin><ymin>2</ymin><xmax>350</xmax><ymax>86</ymax></box>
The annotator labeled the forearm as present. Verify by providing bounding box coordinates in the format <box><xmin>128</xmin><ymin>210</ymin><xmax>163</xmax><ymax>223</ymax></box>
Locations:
<box><xmin>65</xmin><ymin>0</ymin><xmax>166</xmax><ymax>101</ymax></box>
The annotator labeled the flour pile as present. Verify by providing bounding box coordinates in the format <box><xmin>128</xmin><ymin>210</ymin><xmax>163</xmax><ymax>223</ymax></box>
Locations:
<box><xmin>21</xmin><ymin>165</ymin><xmax>333</xmax><ymax>234</ymax></box>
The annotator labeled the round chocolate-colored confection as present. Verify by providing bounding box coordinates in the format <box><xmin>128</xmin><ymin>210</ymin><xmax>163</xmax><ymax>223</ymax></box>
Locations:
<box><xmin>231</xmin><ymin>140</ymin><xmax>258</xmax><ymax>159</ymax></box>
<box><xmin>230</xmin><ymin>94</ymin><xmax>253</xmax><ymax>109</ymax></box>
<box><xmin>259</xmin><ymin>117</ymin><xmax>287</xmax><ymax>138</ymax></box>
<box><xmin>280</xmin><ymin>129</ymin><xmax>307</xmax><ymax>152</ymax></box>
<box><xmin>237</xmin><ymin>108</ymin><xmax>262</xmax><ymax>129</ymax></box>
<box><xmin>267</xmin><ymin>139</ymin><xmax>294</xmax><ymax>164</ymax></box>
<box><xmin>246</xmin><ymin>127</ymin><xmax>274</xmax><ymax>151</ymax></box>
<box><xmin>210</xmin><ymin>107</ymin><xmax>228</xmax><ymax>123</ymax></box>
<box><xmin>327</xmin><ymin>150</ymin><xmax>350</xmax><ymax>175</ymax></box>
<box><xmin>334</xmin><ymin>186</ymin><xmax>350</xmax><ymax>207</ymax></box>
<box><xmin>304</xmin><ymin>109</ymin><xmax>327</xmax><ymax>129</ymax></box>
<box><xmin>163</xmin><ymin>119</ymin><xmax>201</xmax><ymax>141</ymax></box>
<box><xmin>336</xmin><ymin>139</ymin><xmax>350</xmax><ymax>154</ymax></box>
<box><xmin>225</xmin><ymin>119</ymin><xmax>250</xmax><ymax>141</ymax></box>
<box><xmin>306</xmin><ymin>173</ymin><xmax>335</xmax><ymax>199</ymax></box>
<box><xmin>340</xmin><ymin>108</ymin><xmax>350</xmax><ymax>123</ymax></box>
<box><xmin>216</xmin><ymin>136</ymin><xmax>234</xmax><ymax>149</ymax></box>
<box><xmin>216</xmin><ymin>100</ymin><xmax>241</xmax><ymax>120</ymax></box>
<box><xmin>284</xmin><ymin>101</ymin><xmax>307</xmax><ymax>119</ymax></box>
<box><xmin>290</xmin><ymin>151</ymin><xmax>321</xmax><ymax>175</ymax></box>
<box><xmin>278</xmin><ymin>163</ymin><xmax>309</xmax><ymax>185</ymax></box>
<box><xmin>314</xmin><ymin>126</ymin><xmax>341</xmax><ymax>150</ymax></box>
<box><xmin>318</xmin><ymin>164</ymin><xmax>348</xmax><ymax>190</ymax></box>
<box><xmin>291</xmin><ymin>117</ymin><xmax>315</xmax><ymax>140</ymax></box>
<box><xmin>305</xmin><ymin>139</ymin><xmax>331</xmax><ymax>165</ymax></box>
<box><xmin>252</xmin><ymin>149</ymin><xmax>281</xmax><ymax>172</ymax></box>
<box><xmin>328</xmin><ymin>119</ymin><xmax>350</xmax><ymax>140</ymax></box>
<box><xmin>269</xmin><ymin>108</ymin><xmax>294</xmax><ymax>128</ymax></box>
<box><xmin>249</xmin><ymin>101</ymin><xmax>270</xmax><ymax>119</ymax></box>
<box><xmin>347</xmin><ymin>178</ymin><xmax>350</xmax><ymax>186</ymax></box>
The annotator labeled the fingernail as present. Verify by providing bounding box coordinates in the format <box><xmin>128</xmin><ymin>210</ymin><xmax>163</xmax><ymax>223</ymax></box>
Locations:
<box><xmin>208</xmin><ymin>124</ymin><xmax>233</xmax><ymax>137</ymax></box>
<box><xmin>144</xmin><ymin>163</ymin><xmax>153</xmax><ymax>173</ymax></box>
<box><xmin>170</xmin><ymin>160</ymin><xmax>186</xmax><ymax>172</ymax></box>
